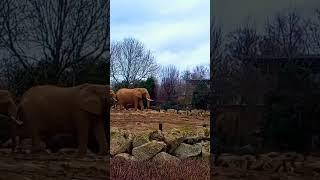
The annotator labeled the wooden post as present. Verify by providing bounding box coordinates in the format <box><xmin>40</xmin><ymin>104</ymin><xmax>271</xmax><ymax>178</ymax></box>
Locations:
<box><xmin>159</xmin><ymin>123</ymin><xmax>163</xmax><ymax>131</ymax></box>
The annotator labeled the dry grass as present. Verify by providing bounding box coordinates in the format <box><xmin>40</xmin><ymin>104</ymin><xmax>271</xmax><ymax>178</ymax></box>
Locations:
<box><xmin>110</xmin><ymin>158</ymin><xmax>210</xmax><ymax>180</ymax></box>
<box><xmin>110</xmin><ymin>110</ymin><xmax>209</xmax><ymax>134</ymax></box>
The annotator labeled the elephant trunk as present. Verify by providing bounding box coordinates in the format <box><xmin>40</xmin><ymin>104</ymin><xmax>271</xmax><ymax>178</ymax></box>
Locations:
<box><xmin>7</xmin><ymin>102</ymin><xmax>23</xmax><ymax>125</ymax></box>
<box><xmin>10</xmin><ymin>104</ymin><xmax>24</xmax><ymax>152</ymax></box>
<box><xmin>7</xmin><ymin>102</ymin><xmax>16</xmax><ymax>119</ymax></box>
<box><xmin>145</xmin><ymin>93</ymin><xmax>154</xmax><ymax>109</ymax></box>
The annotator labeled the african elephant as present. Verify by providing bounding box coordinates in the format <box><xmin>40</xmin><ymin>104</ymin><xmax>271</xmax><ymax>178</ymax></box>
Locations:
<box><xmin>11</xmin><ymin>83</ymin><xmax>111</xmax><ymax>155</ymax></box>
<box><xmin>0</xmin><ymin>90</ymin><xmax>24</xmax><ymax>151</ymax></box>
<box><xmin>110</xmin><ymin>90</ymin><xmax>118</xmax><ymax>108</ymax></box>
<box><xmin>0</xmin><ymin>90</ymin><xmax>19</xmax><ymax>122</ymax></box>
<box><xmin>116</xmin><ymin>88</ymin><xmax>153</xmax><ymax>111</ymax></box>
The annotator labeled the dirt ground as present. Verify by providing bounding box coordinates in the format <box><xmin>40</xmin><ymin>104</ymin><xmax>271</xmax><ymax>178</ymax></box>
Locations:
<box><xmin>0</xmin><ymin>149</ymin><xmax>109</xmax><ymax>180</ymax></box>
<box><xmin>0</xmin><ymin>109</ymin><xmax>209</xmax><ymax>179</ymax></box>
<box><xmin>0</xmin><ymin>110</ymin><xmax>319</xmax><ymax>179</ymax></box>
<box><xmin>110</xmin><ymin>109</ymin><xmax>210</xmax><ymax>133</ymax></box>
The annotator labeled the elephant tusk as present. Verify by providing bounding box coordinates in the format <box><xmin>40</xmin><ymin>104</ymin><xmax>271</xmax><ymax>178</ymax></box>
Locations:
<box><xmin>15</xmin><ymin>120</ymin><xmax>23</xmax><ymax>125</ymax></box>
<box><xmin>146</xmin><ymin>98</ymin><xmax>154</xmax><ymax>101</ymax></box>
<box><xmin>11</xmin><ymin>116</ymin><xmax>23</xmax><ymax>125</ymax></box>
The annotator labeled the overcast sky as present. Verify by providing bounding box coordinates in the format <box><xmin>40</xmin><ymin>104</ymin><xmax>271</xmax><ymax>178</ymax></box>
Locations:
<box><xmin>212</xmin><ymin>0</ymin><xmax>320</xmax><ymax>33</ymax></box>
<box><xmin>111</xmin><ymin>0</ymin><xmax>210</xmax><ymax>72</ymax></box>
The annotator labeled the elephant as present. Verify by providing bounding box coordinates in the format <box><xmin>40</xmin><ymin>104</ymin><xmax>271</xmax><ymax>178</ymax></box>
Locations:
<box><xmin>0</xmin><ymin>90</ymin><xmax>20</xmax><ymax>123</ymax></box>
<box><xmin>11</xmin><ymin>83</ymin><xmax>111</xmax><ymax>156</ymax></box>
<box><xmin>116</xmin><ymin>88</ymin><xmax>153</xmax><ymax>111</ymax></box>
<box><xmin>110</xmin><ymin>90</ymin><xmax>118</xmax><ymax>108</ymax></box>
<box><xmin>0</xmin><ymin>90</ymin><xmax>24</xmax><ymax>151</ymax></box>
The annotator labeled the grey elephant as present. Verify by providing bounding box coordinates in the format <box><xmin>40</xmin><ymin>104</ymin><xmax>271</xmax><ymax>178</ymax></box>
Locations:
<box><xmin>110</xmin><ymin>89</ymin><xmax>118</xmax><ymax>108</ymax></box>
<box><xmin>116</xmin><ymin>87</ymin><xmax>153</xmax><ymax>111</ymax></box>
<box><xmin>0</xmin><ymin>90</ymin><xmax>20</xmax><ymax>123</ymax></box>
<box><xmin>11</xmin><ymin>83</ymin><xmax>111</xmax><ymax>156</ymax></box>
<box><xmin>0</xmin><ymin>90</ymin><xmax>23</xmax><ymax>151</ymax></box>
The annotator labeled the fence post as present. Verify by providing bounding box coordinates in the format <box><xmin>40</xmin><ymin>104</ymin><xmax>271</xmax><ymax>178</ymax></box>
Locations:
<box><xmin>159</xmin><ymin>123</ymin><xmax>163</xmax><ymax>131</ymax></box>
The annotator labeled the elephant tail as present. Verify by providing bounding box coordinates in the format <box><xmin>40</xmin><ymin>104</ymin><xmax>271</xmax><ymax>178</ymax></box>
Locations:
<box><xmin>15</xmin><ymin>104</ymin><xmax>25</xmax><ymax>125</ymax></box>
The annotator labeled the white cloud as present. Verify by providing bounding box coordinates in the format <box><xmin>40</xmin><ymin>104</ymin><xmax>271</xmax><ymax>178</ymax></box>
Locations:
<box><xmin>111</xmin><ymin>15</ymin><xmax>209</xmax><ymax>50</ymax></box>
<box><xmin>111</xmin><ymin>0</ymin><xmax>210</xmax><ymax>72</ymax></box>
<box><xmin>156</xmin><ymin>42</ymin><xmax>210</xmax><ymax>71</ymax></box>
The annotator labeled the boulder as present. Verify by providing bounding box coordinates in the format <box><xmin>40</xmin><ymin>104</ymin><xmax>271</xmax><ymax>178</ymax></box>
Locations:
<box><xmin>1</xmin><ymin>139</ymin><xmax>12</xmax><ymax>148</ymax></box>
<box><xmin>132</xmin><ymin>133</ymin><xmax>150</xmax><ymax>148</ymax></box>
<box><xmin>201</xmin><ymin>141</ymin><xmax>210</xmax><ymax>160</ymax></box>
<box><xmin>190</xmin><ymin>109</ymin><xmax>199</xmax><ymax>116</ymax></box>
<box><xmin>170</xmin><ymin>127</ymin><xmax>194</xmax><ymax>137</ymax></box>
<box><xmin>173</xmin><ymin>143</ymin><xmax>202</xmax><ymax>159</ymax></box>
<box><xmin>114</xmin><ymin>153</ymin><xmax>136</xmax><ymax>161</ymax></box>
<box><xmin>58</xmin><ymin>148</ymin><xmax>77</xmax><ymax>154</ymax></box>
<box><xmin>195</xmin><ymin>127</ymin><xmax>210</xmax><ymax>139</ymax></box>
<box><xmin>170</xmin><ymin>128</ymin><xmax>181</xmax><ymax>135</ymax></box>
<box><xmin>18</xmin><ymin>138</ymin><xmax>46</xmax><ymax>150</ymax></box>
<box><xmin>152</xmin><ymin>152</ymin><xmax>180</xmax><ymax>165</ymax></box>
<box><xmin>238</xmin><ymin>144</ymin><xmax>255</xmax><ymax>155</ymax></box>
<box><xmin>164</xmin><ymin>135</ymin><xmax>186</xmax><ymax>154</ymax></box>
<box><xmin>110</xmin><ymin>130</ymin><xmax>132</xmax><ymax>156</ymax></box>
<box><xmin>132</xmin><ymin>140</ymin><xmax>166</xmax><ymax>161</ymax></box>
<box><xmin>265</xmin><ymin>152</ymin><xmax>280</xmax><ymax>158</ymax></box>
<box><xmin>281</xmin><ymin>152</ymin><xmax>297</xmax><ymax>160</ymax></box>
<box><xmin>167</xmin><ymin>109</ymin><xmax>177</xmax><ymax>113</ymax></box>
<box><xmin>184</xmin><ymin>136</ymin><xmax>202</xmax><ymax>144</ymax></box>
<box><xmin>149</xmin><ymin>130</ymin><xmax>165</xmax><ymax>141</ymax></box>
<box><xmin>177</xmin><ymin>110</ymin><xmax>188</xmax><ymax>115</ymax></box>
<box><xmin>217</xmin><ymin>154</ymin><xmax>245</xmax><ymax>168</ymax></box>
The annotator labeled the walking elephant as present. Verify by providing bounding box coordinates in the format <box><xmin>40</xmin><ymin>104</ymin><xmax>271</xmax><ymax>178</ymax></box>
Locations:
<box><xmin>11</xmin><ymin>83</ymin><xmax>111</xmax><ymax>156</ymax></box>
<box><xmin>110</xmin><ymin>90</ymin><xmax>118</xmax><ymax>108</ymax></box>
<box><xmin>116</xmin><ymin>88</ymin><xmax>153</xmax><ymax>111</ymax></box>
<box><xmin>0</xmin><ymin>90</ymin><xmax>23</xmax><ymax>151</ymax></box>
<box><xmin>0</xmin><ymin>90</ymin><xmax>20</xmax><ymax>123</ymax></box>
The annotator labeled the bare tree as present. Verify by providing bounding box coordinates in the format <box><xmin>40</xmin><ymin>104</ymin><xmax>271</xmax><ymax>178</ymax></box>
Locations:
<box><xmin>110</xmin><ymin>38</ymin><xmax>159</xmax><ymax>86</ymax></box>
<box><xmin>191</xmin><ymin>65</ymin><xmax>209</xmax><ymax>80</ymax></box>
<box><xmin>308</xmin><ymin>9</ymin><xmax>320</xmax><ymax>54</ymax></box>
<box><xmin>160</xmin><ymin>65</ymin><xmax>180</xmax><ymax>101</ymax></box>
<box><xmin>211</xmin><ymin>17</ymin><xmax>223</xmax><ymax>64</ymax></box>
<box><xmin>181</xmin><ymin>70</ymin><xmax>192</xmax><ymax>81</ymax></box>
<box><xmin>0</xmin><ymin>0</ymin><xmax>109</xmax><ymax>85</ymax></box>
<box><xmin>261</xmin><ymin>11</ymin><xmax>309</xmax><ymax>58</ymax></box>
<box><xmin>226</xmin><ymin>22</ymin><xmax>261</xmax><ymax>62</ymax></box>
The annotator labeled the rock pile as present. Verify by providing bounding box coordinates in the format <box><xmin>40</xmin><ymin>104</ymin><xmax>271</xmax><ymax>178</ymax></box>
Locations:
<box><xmin>110</xmin><ymin>127</ymin><xmax>210</xmax><ymax>163</ymax></box>
<box><xmin>111</xmin><ymin>108</ymin><xmax>210</xmax><ymax>118</ymax></box>
<box><xmin>215</xmin><ymin>152</ymin><xmax>320</xmax><ymax>174</ymax></box>
<box><xmin>167</xmin><ymin>109</ymin><xmax>210</xmax><ymax>117</ymax></box>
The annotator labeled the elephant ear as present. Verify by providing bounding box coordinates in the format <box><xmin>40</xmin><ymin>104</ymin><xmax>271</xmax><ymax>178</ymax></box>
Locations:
<box><xmin>133</xmin><ymin>90</ymin><xmax>142</xmax><ymax>99</ymax></box>
<box><xmin>79</xmin><ymin>85</ymin><xmax>103</xmax><ymax>115</ymax></box>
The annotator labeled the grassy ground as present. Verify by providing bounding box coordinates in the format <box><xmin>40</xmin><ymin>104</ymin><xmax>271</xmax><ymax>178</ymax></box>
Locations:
<box><xmin>110</xmin><ymin>158</ymin><xmax>210</xmax><ymax>180</ymax></box>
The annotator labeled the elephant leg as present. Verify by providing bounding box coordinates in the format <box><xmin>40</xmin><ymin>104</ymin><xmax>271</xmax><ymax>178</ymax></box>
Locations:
<box><xmin>119</xmin><ymin>104</ymin><xmax>124</xmax><ymax>110</ymax></box>
<box><xmin>31</xmin><ymin>129</ymin><xmax>41</xmax><ymax>153</ymax></box>
<box><xmin>76</xmin><ymin>120</ymin><xmax>89</xmax><ymax>155</ymax></box>
<box><xmin>94</xmin><ymin>120</ymin><xmax>107</xmax><ymax>155</ymax></box>
<box><xmin>134</xmin><ymin>100</ymin><xmax>138</xmax><ymax>111</ymax></box>
<box><xmin>139</xmin><ymin>100</ymin><xmax>144</xmax><ymax>111</ymax></box>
